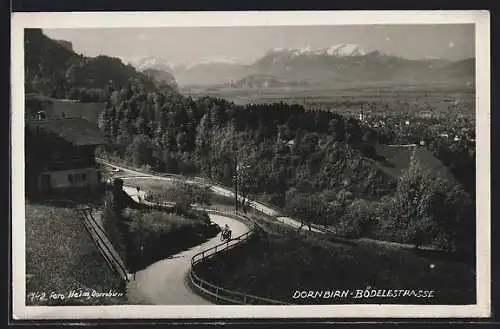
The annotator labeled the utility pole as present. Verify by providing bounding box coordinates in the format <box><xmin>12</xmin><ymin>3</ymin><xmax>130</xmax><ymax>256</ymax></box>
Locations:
<box><xmin>232</xmin><ymin>117</ymin><xmax>240</xmax><ymax>213</ymax></box>
<box><xmin>234</xmin><ymin>153</ymin><xmax>238</xmax><ymax>213</ymax></box>
<box><xmin>207</xmin><ymin>106</ymin><xmax>212</xmax><ymax>180</ymax></box>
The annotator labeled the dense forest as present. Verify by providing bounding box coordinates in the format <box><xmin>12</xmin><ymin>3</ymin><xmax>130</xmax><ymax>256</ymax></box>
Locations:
<box><xmin>98</xmin><ymin>79</ymin><xmax>394</xmax><ymax>199</ymax></box>
<box><xmin>95</xmin><ymin>77</ymin><xmax>474</xmax><ymax>254</ymax></box>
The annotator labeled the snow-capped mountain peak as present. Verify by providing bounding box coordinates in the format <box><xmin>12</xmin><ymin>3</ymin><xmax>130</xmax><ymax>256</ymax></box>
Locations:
<box><xmin>424</xmin><ymin>56</ymin><xmax>443</xmax><ymax>60</ymax></box>
<box><xmin>324</xmin><ymin>44</ymin><xmax>365</xmax><ymax>56</ymax></box>
<box><xmin>119</xmin><ymin>55</ymin><xmax>243</xmax><ymax>72</ymax></box>
<box><xmin>267</xmin><ymin>43</ymin><xmax>366</xmax><ymax>58</ymax></box>
<box><xmin>120</xmin><ymin>56</ymin><xmax>177</xmax><ymax>72</ymax></box>
<box><xmin>185</xmin><ymin>56</ymin><xmax>240</xmax><ymax>69</ymax></box>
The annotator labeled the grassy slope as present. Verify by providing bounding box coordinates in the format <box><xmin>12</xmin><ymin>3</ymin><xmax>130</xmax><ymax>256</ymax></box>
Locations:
<box><xmin>25</xmin><ymin>203</ymin><xmax>127</xmax><ymax>305</ymax></box>
<box><xmin>195</xmin><ymin>214</ymin><xmax>476</xmax><ymax>305</ymax></box>
<box><xmin>119</xmin><ymin>177</ymin><xmax>234</xmax><ymax>207</ymax></box>
<box><xmin>51</xmin><ymin>99</ymin><xmax>106</xmax><ymax>123</ymax></box>
<box><xmin>25</xmin><ymin>94</ymin><xmax>105</xmax><ymax>123</ymax></box>
<box><xmin>373</xmin><ymin>144</ymin><xmax>453</xmax><ymax>181</ymax></box>
<box><xmin>121</xmin><ymin>178</ymin><xmax>176</xmax><ymax>196</ymax></box>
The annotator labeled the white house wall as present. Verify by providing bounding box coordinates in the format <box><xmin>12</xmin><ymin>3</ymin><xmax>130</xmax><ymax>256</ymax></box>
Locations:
<box><xmin>39</xmin><ymin>167</ymin><xmax>100</xmax><ymax>190</ymax></box>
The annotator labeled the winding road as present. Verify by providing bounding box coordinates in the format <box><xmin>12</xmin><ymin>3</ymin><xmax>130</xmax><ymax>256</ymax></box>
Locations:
<box><xmin>97</xmin><ymin>159</ymin><xmax>325</xmax><ymax>304</ymax></box>
<box><xmin>118</xmin><ymin>177</ymin><xmax>251</xmax><ymax>304</ymax></box>
<box><xmin>99</xmin><ymin>158</ymin><xmax>324</xmax><ymax>233</ymax></box>
<box><xmin>98</xmin><ymin>158</ymin><xmax>279</xmax><ymax>216</ymax></box>
<box><xmin>126</xmin><ymin>213</ymin><xmax>249</xmax><ymax>305</ymax></box>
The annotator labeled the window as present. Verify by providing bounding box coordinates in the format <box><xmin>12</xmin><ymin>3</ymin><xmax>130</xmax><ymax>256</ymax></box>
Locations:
<box><xmin>68</xmin><ymin>173</ymin><xmax>87</xmax><ymax>183</ymax></box>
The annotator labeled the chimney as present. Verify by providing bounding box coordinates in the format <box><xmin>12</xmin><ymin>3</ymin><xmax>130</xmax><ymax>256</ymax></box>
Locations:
<box><xmin>37</xmin><ymin>111</ymin><xmax>46</xmax><ymax>120</ymax></box>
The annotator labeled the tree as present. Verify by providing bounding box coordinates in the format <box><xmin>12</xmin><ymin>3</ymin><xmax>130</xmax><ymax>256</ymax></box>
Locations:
<box><xmin>176</xmin><ymin>131</ymin><xmax>189</xmax><ymax>153</ymax></box>
<box><xmin>425</xmin><ymin>176</ymin><xmax>474</xmax><ymax>252</ymax></box>
<box><xmin>195</xmin><ymin>113</ymin><xmax>213</xmax><ymax>178</ymax></box>
<box><xmin>328</xmin><ymin>116</ymin><xmax>345</xmax><ymax>142</ymax></box>
<box><xmin>390</xmin><ymin>151</ymin><xmax>473</xmax><ymax>251</ymax></box>
<box><xmin>391</xmin><ymin>153</ymin><xmax>438</xmax><ymax>248</ymax></box>
<box><xmin>345</xmin><ymin>118</ymin><xmax>362</xmax><ymax>144</ymax></box>
<box><xmin>235</xmin><ymin>159</ymin><xmax>256</xmax><ymax>212</ymax></box>
<box><xmin>172</xmin><ymin>180</ymin><xmax>212</xmax><ymax>211</ymax></box>
<box><xmin>284</xmin><ymin>192</ymin><xmax>325</xmax><ymax>231</ymax></box>
<box><xmin>340</xmin><ymin>199</ymin><xmax>375</xmax><ymax>238</ymax></box>
<box><xmin>162</xmin><ymin>150</ymin><xmax>179</xmax><ymax>173</ymax></box>
<box><xmin>116</xmin><ymin>108</ymin><xmax>134</xmax><ymax>150</ymax></box>
<box><xmin>126</xmin><ymin>134</ymin><xmax>154</xmax><ymax>167</ymax></box>
<box><xmin>210</xmin><ymin>104</ymin><xmax>226</xmax><ymax>128</ymax></box>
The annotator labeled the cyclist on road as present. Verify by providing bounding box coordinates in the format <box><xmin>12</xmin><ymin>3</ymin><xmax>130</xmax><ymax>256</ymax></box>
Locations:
<box><xmin>221</xmin><ymin>224</ymin><xmax>232</xmax><ymax>241</ymax></box>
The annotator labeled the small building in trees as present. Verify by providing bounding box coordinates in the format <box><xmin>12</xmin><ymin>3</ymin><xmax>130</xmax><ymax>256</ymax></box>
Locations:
<box><xmin>25</xmin><ymin>117</ymin><xmax>107</xmax><ymax>195</ymax></box>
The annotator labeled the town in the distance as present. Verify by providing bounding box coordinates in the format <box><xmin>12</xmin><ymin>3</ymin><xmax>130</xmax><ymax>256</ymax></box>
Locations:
<box><xmin>23</xmin><ymin>27</ymin><xmax>476</xmax><ymax>308</ymax></box>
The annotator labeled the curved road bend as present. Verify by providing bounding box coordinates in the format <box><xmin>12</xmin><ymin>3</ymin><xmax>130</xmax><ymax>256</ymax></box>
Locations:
<box><xmin>107</xmin><ymin>165</ymin><xmax>321</xmax><ymax>303</ymax></box>
<box><xmin>126</xmin><ymin>213</ymin><xmax>249</xmax><ymax>305</ymax></box>
<box><xmin>99</xmin><ymin>159</ymin><xmax>281</xmax><ymax>217</ymax></box>
<box><xmin>120</xmin><ymin>184</ymin><xmax>250</xmax><ymax>304</ymax></box>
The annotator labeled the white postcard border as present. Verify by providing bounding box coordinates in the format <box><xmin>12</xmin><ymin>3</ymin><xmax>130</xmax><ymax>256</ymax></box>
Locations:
<box><xmin>11</xmin><ymin>10</ymin><xmax>491</xmax><ymax>320</ymax></box>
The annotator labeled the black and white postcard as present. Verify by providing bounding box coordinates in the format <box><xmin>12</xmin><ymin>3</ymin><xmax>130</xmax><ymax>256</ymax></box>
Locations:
<box><xmin>11</xmin><ymin>10</ymin><xmax>491</xmax><ymax>320</ymax></box>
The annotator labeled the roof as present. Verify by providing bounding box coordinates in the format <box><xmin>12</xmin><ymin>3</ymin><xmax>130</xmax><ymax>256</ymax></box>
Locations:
<box><xmin>27</xmin><ymin>118</ymin><xmax>107</xmax><ymax>146</ymax></box>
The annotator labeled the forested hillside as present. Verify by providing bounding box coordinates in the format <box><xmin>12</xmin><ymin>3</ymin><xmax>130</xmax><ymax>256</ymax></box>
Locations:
<box><xmin>24</xmin><ymin>29</ymin><xmax>172</xmax><ymax>102</ymax></box>
<box><xmin>97</xmin><ymin>77</ymin><xmax>474</xmax><ymax>254</ymax></box>
<box><xmin>99</xmin><ymin>79</ymin><xmax>394</xmax><ymax>199</ymax></box>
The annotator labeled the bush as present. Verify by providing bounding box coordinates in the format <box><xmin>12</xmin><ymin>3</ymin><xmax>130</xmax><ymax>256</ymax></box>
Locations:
<box><xmin>341</xmin><ymin>199</ymin><xmax>377</xmax><ymax>238</ymax></box>
<box><xmin>126</xmin><ymin>210</ymin><xmax>197</xmax><ymax>244</ymax></box>
<box><xmin>172</xmin><ymin>181</ymin><xmax>212</xmax><ymax>209</ymax></box>
<box><xmin>121</xmin><ymin>209</ymin><xmax>219</xmax><ymax>270</ymax></box>
<box><xmin>284</xmin><ymin>192</ymin><xmax>326</xmax><ymax>228</ymax></box>
<box><xmin>178</xmin><ymin>208</ymin><xmax>212</xmax><ymax>225</ymax></box>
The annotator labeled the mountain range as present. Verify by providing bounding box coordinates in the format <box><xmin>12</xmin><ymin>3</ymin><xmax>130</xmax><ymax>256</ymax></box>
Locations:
<box><xmin>122</xmin><ymin>44</ymin><xmax>475</xmax><ymax>88</ymax></box>
<box><xmin>26</xmin><ymin>29</ymin><xmax>474</xmax><ymax>96</ymax></box>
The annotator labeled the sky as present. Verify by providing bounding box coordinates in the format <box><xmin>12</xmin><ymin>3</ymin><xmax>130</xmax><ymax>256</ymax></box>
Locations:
<box><xmin>43</xmin><ymin>24</ymin><xmax>474</xmax><ymax>65</ymax></box>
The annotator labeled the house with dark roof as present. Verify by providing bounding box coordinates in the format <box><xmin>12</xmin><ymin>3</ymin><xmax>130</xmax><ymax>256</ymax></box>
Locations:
<box><xmin>25</xmin><ymin>117</ymin><xmax>107</xmax><ymax>194</ymax></box>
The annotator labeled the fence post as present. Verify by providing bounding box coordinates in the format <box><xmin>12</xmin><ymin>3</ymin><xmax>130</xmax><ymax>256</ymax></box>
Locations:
<box><xmin>243</xmin><ymin>295</ymin><xmax>247</xmax><ymax>304</ymax></box>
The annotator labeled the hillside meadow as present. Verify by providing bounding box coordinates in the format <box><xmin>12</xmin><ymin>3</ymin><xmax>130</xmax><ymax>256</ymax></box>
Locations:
<box><xmin>195</xmin><ymin>210</ymin><xmax>476</xmax><ymax>305</ymax></box>
<box><xmin>25</xmin><ymin>202</ymin><xmax>127</xmax><ymax>305</ymax></box>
